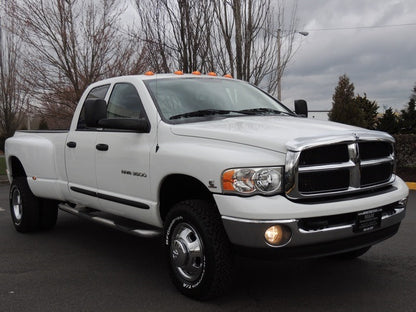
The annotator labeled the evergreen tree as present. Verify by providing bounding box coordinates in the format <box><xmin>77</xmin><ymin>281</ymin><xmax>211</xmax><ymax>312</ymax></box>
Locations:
<box><xmin>399</xmin><ymin>97</ymin><xmax>416</xmax><ymax>134</ymax></box>
<box><xmin>329</xmin><ymin>74</ymin><xmax>364</xmax><ymax>127</ymax></box>
<box><xmin>377</xmin><ymin>107</ymin><xmax>399</xmax><ymax>134</ymax></box>
<box><xmin>354</xmin><ymin>93</ymin><xmax>379</xmax><ymax>130</ymax></box>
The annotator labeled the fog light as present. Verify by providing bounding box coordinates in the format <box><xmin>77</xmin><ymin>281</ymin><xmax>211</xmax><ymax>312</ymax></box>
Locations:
<box><xmin>265</xmin><ymin>225</ymin><xmax>282</xmax><ymax>245</ymax></box>
<box><xmin>265</xmin><ymin>225</ymin><xmax>292</xmax><ymax>246</ymax></box>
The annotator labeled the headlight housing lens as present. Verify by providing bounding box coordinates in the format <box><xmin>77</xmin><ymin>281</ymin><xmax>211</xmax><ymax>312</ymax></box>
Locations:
<box><xmin>222</xmin><ymin>167</ymin><xmax>283</xmax><ymax>195</ymax></box>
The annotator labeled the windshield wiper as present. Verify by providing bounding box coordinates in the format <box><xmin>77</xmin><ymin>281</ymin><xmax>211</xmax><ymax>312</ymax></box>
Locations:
<box><xmin>238</xmin><ymin>108</ymin><xmax>294</xmax><ymax>116</ymax></box>
<box><xmin>169</xmin><ymin>109</ymin><xmax>250</xmax><ymax>120</ymax></box>
<box><xmin>169</xmin><ymin>107</ymin><xmax>294</xmax><ymax>120</ymax></box>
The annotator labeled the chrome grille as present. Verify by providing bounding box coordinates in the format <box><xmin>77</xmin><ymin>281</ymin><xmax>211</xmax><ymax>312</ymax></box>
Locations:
<box><xmin>285</xmin><ymin>133</ymin><xmax>395</xmax><ymax>200</ymax></box>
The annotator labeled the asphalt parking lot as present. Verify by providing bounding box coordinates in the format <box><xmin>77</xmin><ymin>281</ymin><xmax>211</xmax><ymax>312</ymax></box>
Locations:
<box><xmin>0</xmin><ymin>184</ymin><xmax>415</xmax><ymax>312</ymax></box>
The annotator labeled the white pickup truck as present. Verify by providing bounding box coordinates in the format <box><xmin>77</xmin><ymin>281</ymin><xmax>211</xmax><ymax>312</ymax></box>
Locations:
<box><xmin>5</xmin><ymin>73</ymin><xmax>409</xmax><ymax>299</ymax></box>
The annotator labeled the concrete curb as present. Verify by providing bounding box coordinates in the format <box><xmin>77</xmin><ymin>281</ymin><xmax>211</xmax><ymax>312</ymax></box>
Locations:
<box><xmin>406</xmin><ymin>182</ymin><xmax>416</xmax><ymax>190</ymax></box>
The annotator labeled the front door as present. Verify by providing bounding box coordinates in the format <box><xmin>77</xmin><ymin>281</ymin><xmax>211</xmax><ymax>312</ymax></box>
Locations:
<box><xmin>94</xmin><ymin>83</ymin><xmax>153</xmax><ymax>221</ymax></box>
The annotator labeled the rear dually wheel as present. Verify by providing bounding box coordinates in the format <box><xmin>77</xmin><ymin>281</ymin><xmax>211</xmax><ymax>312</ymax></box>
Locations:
<box><xmin>9</xmin><ymin>177</ymin><xmax>58</xmax><ymax>232</ymax></box>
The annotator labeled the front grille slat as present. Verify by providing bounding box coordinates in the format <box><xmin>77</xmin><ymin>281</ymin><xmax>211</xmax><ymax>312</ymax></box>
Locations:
<box><xmin>361</xmin><ymin>163</ymin><xmax>394</xmax><ymax>186</ymax></box>
<box><xmin>298</xmin><ymin>161</ymin><xmax>355</xmax><ymax>173</ymax></box>
<box><xmin>299</xmin><ymin>144</ymin><xmax>349</xmax><ymax>166</ymax></box>
<box><xmin>286</xmin><ymin>138</ymin><xmax>395</xmax><ymax>200</ymax></box>
<box><xmin>359</xmin><ymin>142</ymin><xmax>393</xmax><ymax>160</ymax></box>
<box><xmin>299</xmin><ymin>169</ymin><xmax>350</xmax><ymax>193</ymax></box>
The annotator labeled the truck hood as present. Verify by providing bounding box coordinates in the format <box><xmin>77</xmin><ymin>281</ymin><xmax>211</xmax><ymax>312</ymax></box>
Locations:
<box><xmin>170</xmin><ymin>116</ymin><xmax>389</xmax><ymax>153</ymax></box>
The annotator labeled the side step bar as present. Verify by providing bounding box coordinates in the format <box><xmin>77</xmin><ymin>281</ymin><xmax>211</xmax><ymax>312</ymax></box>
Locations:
<box><xmin>58</xmin><ymin>203</ymin><xmax>162</xmax><ymax>238</ymax></box>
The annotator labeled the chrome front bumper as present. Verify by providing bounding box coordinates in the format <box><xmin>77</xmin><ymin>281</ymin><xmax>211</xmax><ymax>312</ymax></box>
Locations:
<box><xmin>221</xmin><ymin>199</ymin><xmax>406</xmax><ymax>254</ymax></box>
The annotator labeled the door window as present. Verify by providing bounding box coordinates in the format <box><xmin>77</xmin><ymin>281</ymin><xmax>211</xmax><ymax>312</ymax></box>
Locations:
<box><xmin>107</xmin><ymin>83</ymin><xmax>143</xmax><ymax>119</ymax></box>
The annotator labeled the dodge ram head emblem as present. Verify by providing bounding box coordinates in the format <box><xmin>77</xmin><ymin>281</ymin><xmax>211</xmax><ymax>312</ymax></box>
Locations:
<box><xmin>353</xmin><ymin>133</ymin><xmax>360</xmax><ymax>141</ymax></box>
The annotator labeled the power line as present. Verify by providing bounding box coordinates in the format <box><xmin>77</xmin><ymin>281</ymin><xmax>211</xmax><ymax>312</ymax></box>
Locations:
<box><xmin>307</xmin><ymin>22</ymin><xmax>416</xmax><ymax>32</ymax></box>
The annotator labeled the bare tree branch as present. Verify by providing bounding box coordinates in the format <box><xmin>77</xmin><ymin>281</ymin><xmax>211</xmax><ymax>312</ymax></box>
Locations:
<box><xmin>0</xmin><ymin>3</ymin><xmax>27</xmax><ymax>147</ymax></box>
<box><xmin>8</xmin><ymin>0</ymin><xmax>146</xmax><ymax>129</ymax></box>
<box><xmin>134</xmin><ymin>0</ymin><xmax>299</xmax><ymax>97</ymax></box>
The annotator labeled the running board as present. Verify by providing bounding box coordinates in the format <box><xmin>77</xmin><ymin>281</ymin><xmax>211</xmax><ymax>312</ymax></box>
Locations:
<box><xmin>58</xmin><ymin>203</ymin><xmax>162</xmax><ymax>238</ymax></box>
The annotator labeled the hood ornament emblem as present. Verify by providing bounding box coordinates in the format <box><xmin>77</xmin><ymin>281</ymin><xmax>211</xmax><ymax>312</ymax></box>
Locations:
<box><xmin>353</xmin><ymin>133</ymin><xmax>360</xmax><ymax>141</ymax></box>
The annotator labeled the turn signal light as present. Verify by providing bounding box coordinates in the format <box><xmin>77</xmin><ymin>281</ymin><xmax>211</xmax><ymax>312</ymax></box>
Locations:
<box><xmin>222</xmin><ymin>170</ymin><xmax>235</xmax><ymax>191</ymax></box>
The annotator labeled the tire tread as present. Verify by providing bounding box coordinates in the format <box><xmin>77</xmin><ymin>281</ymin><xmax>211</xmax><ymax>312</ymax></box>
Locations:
<box><xmin>165</xmin><ymin>200</ymin><xmax>233</xmax><ymax>300</ymax></box>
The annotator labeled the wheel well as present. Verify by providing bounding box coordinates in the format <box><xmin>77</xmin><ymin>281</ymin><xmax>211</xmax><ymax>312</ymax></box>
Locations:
<box><xmin>159</xmin><ymin>174</ymin><xmax>215</xmax><ymax>221</ymax></box>
<box><xmin>10</xmin><ymin>157</ymin><xmax>26</xmax><ymax>178</ymax></box>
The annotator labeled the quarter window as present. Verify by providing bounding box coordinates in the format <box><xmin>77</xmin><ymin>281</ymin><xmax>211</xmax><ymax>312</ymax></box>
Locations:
<box><xmin>86</xmin><ymin>84</ymin><xmax>110</xmax><ymax>100</ymax></box>
<box><xmin>77</xmin><ymin>84</ymin><xmax>110</xmax><ymax>129</ymax></box>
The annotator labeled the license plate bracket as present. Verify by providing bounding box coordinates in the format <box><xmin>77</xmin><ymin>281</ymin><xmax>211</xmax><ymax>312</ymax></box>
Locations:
<box><xmin>353</xmin><ymin>208</ymin><xmax>382</xmax><ymax>233</ymax></box>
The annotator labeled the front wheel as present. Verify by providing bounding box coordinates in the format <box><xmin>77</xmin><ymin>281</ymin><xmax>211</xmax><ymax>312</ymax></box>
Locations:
<box><xmin>164</xmin><ymin>200</ymin><xmax>233</xmax><ymax>300</ymax></box>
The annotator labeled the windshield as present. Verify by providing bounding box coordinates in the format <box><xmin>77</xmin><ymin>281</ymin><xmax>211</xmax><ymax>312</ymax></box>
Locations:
<box><xmin>144</xmin><ymin>78</ymin><xmax>293</xmax><ymax>122</ymax></box>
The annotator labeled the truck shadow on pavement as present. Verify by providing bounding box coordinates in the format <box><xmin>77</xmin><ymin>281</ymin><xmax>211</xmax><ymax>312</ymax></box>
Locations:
<box><xmin>36</xmin><ymin>211</ymin><xmax>406</xmax><ymax>312</ymax></box>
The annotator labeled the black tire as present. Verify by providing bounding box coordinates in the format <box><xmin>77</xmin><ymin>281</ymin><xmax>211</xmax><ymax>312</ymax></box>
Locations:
<box><xmin>331</xmin><ymin>246</ymin><xmax>371</xmax><ymax>260</ymax></box>
<box><xmin>9</xmin><ymin>178</ymin><xmax>59</xmax><ymax>232</ymax></box>
<box><xmin>9</xmin><ymin>177</ymin><xmax>41</xmax><ymax>232</ymax></box>
<box><xmin>164</xmin><ymin>200</ymin><xmax>233</xmax><ymax>300</ymax></box>
<box><xmin>39</xmin><ymin>199</ymin><xmax>58</xmax><ymax>230</ymax></box>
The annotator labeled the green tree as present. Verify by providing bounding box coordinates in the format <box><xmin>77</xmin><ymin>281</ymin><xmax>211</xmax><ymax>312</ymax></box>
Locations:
<box><xmin>397</xmin><ymin>83</ymin><xmax>416</xmax><ymax>134</ymax></box>
<box><xmin>399</xmin><ymin>97</ymin><xmax>416</xmax><ymax>134</ymax></box>
<box><xmin>329</xmin><ymin>74</ymin><xmax>364</xmax><ymax>127</ymax></box>
<box><xmin>377</xmin><ymin>107</ymin><xmax>399</xmax><ymax>134</ymax></box>
<box><xmin>354</xmin><ymin>93</ymin><xmax>379</xmax><ymax>130</ymax></box>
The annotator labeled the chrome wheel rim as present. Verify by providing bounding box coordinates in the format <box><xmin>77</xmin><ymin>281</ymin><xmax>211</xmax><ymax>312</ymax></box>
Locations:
<box><xmin>12</xmin><ymin>188</ymin><xmax>23</xmax><ymax>224</ymax></box>
<box><xmin>170</xmin><ymin>222</ymin><xmax>204</xmax><ymax>282</ymax></box>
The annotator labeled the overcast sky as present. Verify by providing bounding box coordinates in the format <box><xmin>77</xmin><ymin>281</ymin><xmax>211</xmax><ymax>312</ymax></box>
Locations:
<box><xmin>124</xmin><ymin>0</ymin><xmax>415</xmax><ymax>113</ymax></box>
<box><xmin>282</xmin><ymin>0</ymin><xmax>416</xmax><ymax>112</ymax></box>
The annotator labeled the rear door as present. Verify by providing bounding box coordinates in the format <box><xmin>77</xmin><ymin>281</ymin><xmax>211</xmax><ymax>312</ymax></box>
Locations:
<box><xmin>65</xmin><ymin>84</ymin><xmax>110</xmax><ymax>208</ymax></box>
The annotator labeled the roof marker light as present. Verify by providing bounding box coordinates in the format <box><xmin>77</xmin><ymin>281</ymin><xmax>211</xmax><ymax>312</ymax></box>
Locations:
<box><xmin>144</xmin><ymin>71</ymin><xmax>154</xmax><ymax>76</ymax></box>
<box><xmin>207</xmin><ymin>72</ymin><xmax>217</xmax><ymax>76</ymax></box>
<box><xmin>192</xmin><ymin>71</ymin><xmax>201</xmax><ymax>75</ymax></box>
<box><xmin>224</xmin><ymin>74</ymin><xmax>233</xmax><ymax>78</ymax></box>
<box><xmin>174</xmin><ymin>70</ymin><xmax>184</xmax><ymax>75</ymax></box>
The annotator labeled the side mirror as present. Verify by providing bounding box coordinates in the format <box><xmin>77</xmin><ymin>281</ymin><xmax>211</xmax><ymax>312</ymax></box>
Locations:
<box><xmin>85</xmin><ymin>99</ymin><xmax>107</xmax><ymax>127</ymax></box>
<box><xmin>294</xmin><ymin>99</ymin><xmax>308</xmax><ymax>118</ymax></box>
<box><xmin>98</xmin><ymin>118</ymin><xmax>151</xmax><ymax>133</ymax></box>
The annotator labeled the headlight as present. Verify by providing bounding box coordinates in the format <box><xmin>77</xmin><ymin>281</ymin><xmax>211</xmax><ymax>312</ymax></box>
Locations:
<box><xmin>222</xmin><ymin>167</ymin><xmax>283</xmax><ymax>195</ymax></box>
